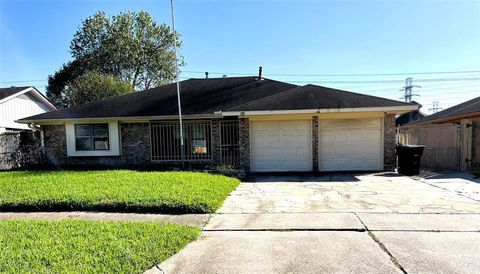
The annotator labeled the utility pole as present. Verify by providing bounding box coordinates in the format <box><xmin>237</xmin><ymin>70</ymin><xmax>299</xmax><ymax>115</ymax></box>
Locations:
<box><xmin>170</xmin><ymin>0</ymin><xmax>185</xmax><ymax>168</ymax></box>
<box><xmin>429</xmin><ymin>101</ymin><xmax>442</xmax><ymax>114</ymax></box>
<box><xmin>400</xmin><ymin>77</ymin><xmax>421</xmax><ymax>103</ymax></box>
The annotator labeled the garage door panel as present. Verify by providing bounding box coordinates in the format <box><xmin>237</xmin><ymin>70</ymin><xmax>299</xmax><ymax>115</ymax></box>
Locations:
<box><xmin>319</xmin><ymin>118</ymin><xmax>382</xmax><ymax>171</ymax></box>
<box><xmin>296</xmin><ymin>134</ymin><xmax>310</xmax><ymax>144</ymax></box>
<box><xmin>321</xmin><ymin>132</ymin><xmax>346</xmax><ymax>144</ymax></box>
<box><xmin>364</xmin><ymin>119</ymin><xmax>382</xmax><ymax>129</ymax></box>
<box><xmin>251</xmin><ymin>120</ymin><xmax>312</xmax><ymax>172</ymax></box>
<box><xmin>294</xmin><ymin>122</ymin><xmax>310</xmax><ymax>131</ymax></box>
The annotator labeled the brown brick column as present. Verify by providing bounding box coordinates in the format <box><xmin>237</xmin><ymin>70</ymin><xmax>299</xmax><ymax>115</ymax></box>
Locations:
<box><xmin>211</xmin><ymin>118</ymin><xmax>220</xmax><ymax>165</ymax></box>
<box><xmin>312</xmin><ymin>116</ymin><xmax>319</xmax><ymax>171</ymax></box>
<box><xmin>239</xmin><ymin>117</ymin><xmax>250</xmax><ymax>172</ymax></box>
<box><xmin>383</xmin><ymin>114</ymin><xmax>396</xmax><ymax>171</ymax></box>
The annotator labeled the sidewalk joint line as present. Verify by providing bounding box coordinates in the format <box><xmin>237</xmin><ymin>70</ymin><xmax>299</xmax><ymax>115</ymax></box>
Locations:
<box><xmin>354</xmin><ymin>212</ymin><xmax>408</xmax><ymax>274</ymax></box>
<box><xmin>202</xmin><ymin>228</ymin><xmax>366</xmax><ymax>232</ymax></box>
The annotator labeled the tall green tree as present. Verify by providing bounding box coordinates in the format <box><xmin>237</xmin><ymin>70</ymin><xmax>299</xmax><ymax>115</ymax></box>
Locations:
<box><xmin>47</xmin><ymin>11</ymin><xmax>183</xmax><ymax>106</ymax></box>
<box><xmin>64</xmin><ymin>71</ymin><xmax>133</xmax><ymax>107</ymax></box>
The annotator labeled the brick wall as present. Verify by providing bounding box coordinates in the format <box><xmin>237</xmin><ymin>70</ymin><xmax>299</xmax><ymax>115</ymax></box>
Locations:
<box><xmin>120</xmin><ymin>123</ymin><xmax>151</xmax><ymax>165</ymax></box>
<box><xmin>42</xmin><ymin>123</ymin><xmax>151</xmax><ymax>167</ymax></box>
<box><xmin>383</xmin><ymin>114</ymin><xmax>396</xmax><ymax>171</ymax></box>
<box><xmin>239</xmin><ymin>117</ymin><xmax>250</xmax><ymax>172</ymax></box>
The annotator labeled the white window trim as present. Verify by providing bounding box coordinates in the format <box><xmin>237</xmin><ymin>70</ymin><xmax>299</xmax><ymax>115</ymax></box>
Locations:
<box><xmin>66</xmin><ymin>121</ymin><xmax>120</xmax><ymax>157</ymax></box>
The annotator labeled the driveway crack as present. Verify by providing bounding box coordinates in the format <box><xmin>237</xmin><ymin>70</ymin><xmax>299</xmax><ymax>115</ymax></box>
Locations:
<box><xmin>354</xmin><ymin>212</ymin><xmax>408</xmax><ymax>274</ymax></box>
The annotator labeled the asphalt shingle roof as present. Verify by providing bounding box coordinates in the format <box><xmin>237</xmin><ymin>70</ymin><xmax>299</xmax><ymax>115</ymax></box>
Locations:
<box><xmin>228</xmin><ymin>84</ymin><xmax>413</xmax><ymax>111</ymax></box>
<box><xmin>21</xmin><ymin>77</ymin><xmax>297</xmax><ymax>120</ymax></box>
<box><xmin>0</xmin><ymin>86</ymin><xmax>30</xmax><ymax>101</ymax></box>
<box><xmin>395</xmin><ymin>110</ymin><xmax>426</xmax><ymax>126</ymax></box>
<box><xmin>409</xmin><ymin>96</ymin><xmax>480</xmax><ymax>124</ymax></box>
<box><xmin>20</xmin><ymin>77</ymin><xmax>415</xmax><ymax>121</ymax></box>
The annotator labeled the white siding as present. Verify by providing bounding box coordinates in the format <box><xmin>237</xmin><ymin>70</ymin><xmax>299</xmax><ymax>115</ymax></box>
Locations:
<box><xmin>0</xmin><ymin>92</ymin><xmax>52</xmax><ymax>130</ymax></box>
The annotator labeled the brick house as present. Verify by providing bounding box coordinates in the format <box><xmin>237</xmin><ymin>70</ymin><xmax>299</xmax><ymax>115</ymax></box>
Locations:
<box><xmin>18</xmin><ymin>76</ymin><xmax>419</xmax><ymax>172</ymax></box>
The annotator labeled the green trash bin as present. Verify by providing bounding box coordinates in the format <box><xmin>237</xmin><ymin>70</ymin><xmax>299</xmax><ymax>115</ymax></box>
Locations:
<box><xmin>395</xmin><ymin>145</ymin><xmax>425</xmax><ymax>176</ymax></box>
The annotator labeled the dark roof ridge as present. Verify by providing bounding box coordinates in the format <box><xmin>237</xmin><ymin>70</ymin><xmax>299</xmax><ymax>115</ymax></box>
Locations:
<box><xmin>30</xmin><ymin>81</ymin><xmax>182</xmax><ymax>118</ymax></box>
<box><xmin>305</xmin><ymin>84</ymin><xmax>413</xmax><ymax>106</ymax></box>
<box><xmin>432</xmin><ymin>96</ymin><xmax>480</xmax><ymax>116</ymax></box>
<box><xmin>224</xmin><ymin>84</ymin><xmax>303</xmax><ymax>111</ymax></box>
<box><xmin>19</xmin><ymin>76</ymin><xmax>285</xmax><ymax>121</ymax></box>
<box><xmin>43</xmin><ymin>76</ymin><xmax>261</xmax><ymax>115</ymax></box>
<box><xmin>227</xmin><ymin>83</ymin><xmax>412</xmax><ymax>112</ymax></box>
<box><xmin>408</xmin><ymin>95</ymin><xmax>480</xmax><ymax>125</ymax></box>
<box><xmin>0</xmin><ymin>86</ymin><xmax>32</xmax><ymax>90</ymax></box>
<box><xmin>59</xmin><ymin>76</ymin><xmax>279</xmax><ymax>113</ymax></box>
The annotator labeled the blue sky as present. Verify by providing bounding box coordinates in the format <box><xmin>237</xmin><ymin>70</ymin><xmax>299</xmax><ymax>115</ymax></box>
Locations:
<box><xmin>1</xmin><ymin>0</ymin><xmax>479</xmax><ymax>113</ymax></box>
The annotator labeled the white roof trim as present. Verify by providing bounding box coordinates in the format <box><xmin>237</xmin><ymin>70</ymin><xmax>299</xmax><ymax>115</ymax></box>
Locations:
<box><xmin>0</xmin><ymin>87</ymin><xmax>57</xmax><ymax>110</ymax></box>
<box><xmin>17</xmin><ymin>114</ymin><xmax>221</xmax><ymax>124</ymax></box>
<box><xmin>18</xmin><ymin>105</ymin><xmax>419</xmax><ymax>124</ymax></box>
<box><xmin>218</xmin><ymin>105</ymin><xmax>419</xmax><ymax>116</ymax></box>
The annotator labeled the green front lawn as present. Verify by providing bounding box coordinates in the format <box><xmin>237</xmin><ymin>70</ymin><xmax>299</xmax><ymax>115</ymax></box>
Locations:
<box><xmin>0</xmin><ymin>220</ymin><xmax>199</xmax><ymax>273</ymax></box>
<box><xmin>0</xmin><ymin>170</ymin><xmax>239</xmax><ymax>213</ymax></box>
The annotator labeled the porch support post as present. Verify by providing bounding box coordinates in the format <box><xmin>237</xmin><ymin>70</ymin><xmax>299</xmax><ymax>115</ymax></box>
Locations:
<box><xmin>312</xmin><ymin>116</ymin><xmax>319</xmax><ymax>172</ymax></box>
<box><xmin>383</xmin><ymin>113</ymin><xmax>396</xmax><ymax>171</ymax></box>
<box><xmin>211</xmin><ymin>118</ymin><xmax>220</xmax><ymax>165</ymax></box>
<box><xmin>239</xmin><ymin>117</ymin><xmax>250</xmax><ymax>172</ymax></box>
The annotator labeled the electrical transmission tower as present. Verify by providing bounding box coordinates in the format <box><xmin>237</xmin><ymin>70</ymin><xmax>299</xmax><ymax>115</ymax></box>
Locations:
<box><xmin>400</xmin><ymin>77</ymin><xmax>421</xmax><ymax>102</ymax></box>
<box><xmin>429</xmin><ymin>101</ymin><xmax>443</xmax><ymax>113</ymax></box>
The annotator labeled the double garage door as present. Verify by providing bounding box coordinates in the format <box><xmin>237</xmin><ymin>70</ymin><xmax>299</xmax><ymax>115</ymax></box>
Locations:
<box><xmin>250</xmin><ymin>118</ymin><xmax>382</xmax><ymax>172</ymax></box>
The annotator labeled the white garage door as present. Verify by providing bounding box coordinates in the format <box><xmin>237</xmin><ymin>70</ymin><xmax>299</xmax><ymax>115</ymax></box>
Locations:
<box><xmin>251</xmin><ymin>120</ymin><xmax>312</xmax><ymax>172</ymax></box>
<box><xmin>319</xmin><ymin>118</ymin><xmax>382</xmax><ymax>171</ymax></box>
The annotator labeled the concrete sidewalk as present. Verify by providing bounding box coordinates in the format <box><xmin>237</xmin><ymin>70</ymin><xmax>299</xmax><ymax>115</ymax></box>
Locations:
<box><xmin>148</xmin><ymin>231</ymin><xmax>402</xmax><ymax>274</ymax></box>
<box><xmin>0</xmin><ymin>211</ymin><xmax>209</xmax><ymax>227</ymax></box>
<box><xmin>416</xmin><ymin>171</ymin><xmax>480</xmax><ymax>201</ymax></box>
<box><xmin>147</xmin><ymin>173</ymin><xmax>480</xmax><ymax>274</ymax></box>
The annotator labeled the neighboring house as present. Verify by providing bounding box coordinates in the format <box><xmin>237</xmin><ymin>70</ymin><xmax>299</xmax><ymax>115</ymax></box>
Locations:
<box><xmin>0</xmin><ymin>86</ymin><xmax>57</xmax><ymax>133</ymax></box>
<box><xmin>395</xmin><ymin>106</ymin><xmax>426</xmax><ymax>127</ymax></box>
<box><xmin>18</xmin><ymin>76</ymin><xmax>418</xmax><ymax>172</ymax></box>
<box><xmin>406</xmin><ymin>96</ymin><xmax>480</xmax><ymax>172</ymax></box>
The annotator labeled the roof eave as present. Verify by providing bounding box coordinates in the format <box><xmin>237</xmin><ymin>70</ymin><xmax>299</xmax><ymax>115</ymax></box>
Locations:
<box><xmin>17</xmin><ymin>113</ymin><xmax>222</xmax><ymax>125</ymax></box>
<box><xmin>406</xmin><ymin>111</ymin><xmax>480</xmax><ymax>126</ymax></box>
<box><xmin>0</xmin><ymin>87</ymin><xmax>57</xmax><ymax>110</ymax></box>
<box><xmin>219</xmin><ymin>105</ymin><xmax>419</xmax><ymax>116</ymax></box>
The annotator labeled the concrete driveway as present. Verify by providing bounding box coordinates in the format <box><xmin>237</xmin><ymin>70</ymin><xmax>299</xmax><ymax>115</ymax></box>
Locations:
<box><xmin>147</xmin><ymin>172</ymin><xmax>480</xmax><ymax>274</ymax></box>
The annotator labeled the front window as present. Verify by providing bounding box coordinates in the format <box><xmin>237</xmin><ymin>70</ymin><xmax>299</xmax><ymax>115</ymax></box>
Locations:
<box><xmin>150</xmin><ymin>121</ymin><xmax>212</xmax><ymax>161</ymax></box>
<box><xmin>74</xmin><ymin>124</ymin><xmax>109</xmax><ymax>151</ymax></box>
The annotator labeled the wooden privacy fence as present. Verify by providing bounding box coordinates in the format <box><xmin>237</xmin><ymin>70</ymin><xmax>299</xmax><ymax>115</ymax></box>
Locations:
<box><xmin>398</xmin><ymin>124</ymin><xmax>460</xmax><ymax>171</ymax></box>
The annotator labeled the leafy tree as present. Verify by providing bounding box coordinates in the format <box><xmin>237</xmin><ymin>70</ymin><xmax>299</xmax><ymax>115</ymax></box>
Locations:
<box><xmin>47</xmin><ymin>11</ymin><xmax>183</xmax><ymax>106</ymax></box>
<box><xmin>64</xmin><ymin>71</ymin><xmax>133</xmax><ymax>107</ymax></box>
<box><xmin>46</xmin><ymin>60</ymin><xmax>88</xmax><ymax>107</ymax></box>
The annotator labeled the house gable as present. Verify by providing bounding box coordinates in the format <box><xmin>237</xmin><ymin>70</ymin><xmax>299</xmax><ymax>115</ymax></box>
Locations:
<box><xmin>0</xmin><ymin>87</ymin><xmax>57</xmax><ymax>131</ymax></box>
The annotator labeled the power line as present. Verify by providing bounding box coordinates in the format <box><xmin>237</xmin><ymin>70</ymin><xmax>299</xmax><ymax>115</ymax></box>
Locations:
<box><xmin>183</xmin><ymin>69</ymin><xmax>480</xmax><ymax>77</ymax></box>
<box><xmin>284</xmin><ymin>77</ymin><xmax>480</xmax><ymax>84</ymax></box>
<box><xmin>0</xmin><ymin>79</ymin><xmax>47</xmax><ymax>84</ymax></box>
<box><xmin>3</xmin><ymin>75</ymin><xmax>480</xmax><ymax>86</ymax></box>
